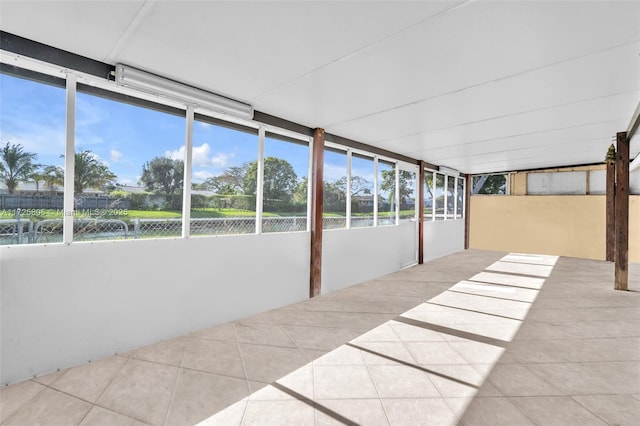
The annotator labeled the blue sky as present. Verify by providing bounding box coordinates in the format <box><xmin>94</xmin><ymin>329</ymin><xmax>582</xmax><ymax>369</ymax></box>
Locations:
<box><xmin>0</xmin><ymin>73</ymin><xmax>316</xmax><ymax>188</ymax></box>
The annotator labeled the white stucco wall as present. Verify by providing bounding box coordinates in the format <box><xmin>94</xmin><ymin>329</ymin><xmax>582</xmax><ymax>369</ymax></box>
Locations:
<box><xmin>0</xmin><ymin>232</ymin><xmax>310</xmax><ymax>385</ymax></box>
<box><xmin>423</xmin><ymin>219</ymin><xmax>465</xmax><ymax>261</ymax></box>
<box><xmin>321</xmin><ymin>220</ymin><xmax>417</xmax><ymax>294</ymax></box>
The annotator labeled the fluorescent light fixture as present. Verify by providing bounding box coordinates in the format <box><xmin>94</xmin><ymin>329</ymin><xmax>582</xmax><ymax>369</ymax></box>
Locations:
<box><xmin>439</xmin><ymin>166</ymin><xmax>460</xmax><ymax>176</ymax></box>
<box><xmin>114</xmin><ymin>64</ymin><xmax>253</xmax><ymax>120</ymax></box>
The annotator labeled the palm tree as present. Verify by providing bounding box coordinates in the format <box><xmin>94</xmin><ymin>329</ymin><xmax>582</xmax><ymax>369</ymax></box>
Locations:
<box><xmin>74</xmin><ymin>150</ymin><xmax>117</xmax><ymax>194</ymax></box>
<box><xmin>42</xmin><ymin>165</ymin><xmax>64</xmax><ymax>194</ymax></box>
<box><xmin>0</xmin><ymin>142</ymin><xmax>39</xmax><ymax>194</ymax></box>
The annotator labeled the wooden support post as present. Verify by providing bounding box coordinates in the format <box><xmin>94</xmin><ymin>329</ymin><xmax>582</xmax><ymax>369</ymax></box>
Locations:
<box><xmin>465</xmin><ymin>174</ymin><xmax>471</xmax><ymax>250</ymax></box>
<box><xmin>418</xmin><ymin>161</ymin><xmax>425</xmax><ymax>264</ymax></box>
<box><xmin>614</xmin><ymin>132</ymin><xmax>629</xmax><ymax>291</ymax></box>
<box><xmin>310</xmin><ymin>128</ymin><xmax>325</xmax><ymax>297</ymax></box>
<box><xmin>605</xmin><ymin>144</ymin><xmax>616</xmax><ymax>262</ymax></box>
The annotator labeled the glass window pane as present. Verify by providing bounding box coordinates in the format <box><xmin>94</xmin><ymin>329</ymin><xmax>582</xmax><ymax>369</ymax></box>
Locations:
<box><xmin>399</xmin><ymin>169</ymin><xmax>416</xmax><ymax>220</ymax></box>
<box><xmin>323</xmin><ymin>148</ymin><xmax>347</xmax><ymax>229</ymax></box>
<box><xmin>457</xmin><ymin>177</ymin><xmax>464</xmax><ymax>218</ymax></box>
<box><xmin>435</xmin><ymin>173</ymin><xmax>445</xmax><ymax>220</ymax></box>
<box><xmin>472</xmin><ymin>174</ymin><xmax>507</xmax><ymax>194</ymax></box>
<box><xmin>423</xmin><ymin>171</ymin><xmax>434</xmax><ymax>221</ymax></box>
<box><xmin>446</xmin><ymin>175</ymin><xmax>456</xmax><ymax>218</ymax></box>
<box><xmin>189</xmin><ymin>121</ymin><xmax>258</xmax><ymax>236</ymax></box>
<box><xmin>350</xmin><ymin>153</ymin><xmax>374</xmax><ymax>228</ymax></box>
<box><xmin>262</xmin><ymin>135</ymin><xmax>309</xmax><ymax>233</ymax></box>
<box><xmin>377</xmin><ymin>160</ymin><xmax>395</xmax><ymax>226</ymax></box>
<box><xmin>0</xmin><ymin>73</ymin><xmax>66</xmax><ymax>245</ymax></box>
<box><xmin>75</xmin><ymin>92</ymin><xmax>186</xmax><ymax>241</ymax></box>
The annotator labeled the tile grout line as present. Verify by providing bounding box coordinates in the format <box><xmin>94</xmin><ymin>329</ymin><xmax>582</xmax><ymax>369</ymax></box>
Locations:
<box><xmin>231</xmin><ymin>322</ymin><xmax>252</xmax><ymax>426</ymax></box>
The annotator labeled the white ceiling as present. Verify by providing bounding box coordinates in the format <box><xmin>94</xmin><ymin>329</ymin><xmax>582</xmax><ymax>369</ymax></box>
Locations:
<box><xmin>1</xmin><ymin>0</ymin><xmax>639</xmax><ymax>174</ymax></box>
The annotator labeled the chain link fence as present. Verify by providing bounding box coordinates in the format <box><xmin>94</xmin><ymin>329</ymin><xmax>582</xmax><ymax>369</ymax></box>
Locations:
<box><xmin>0</xmin><ymin>219</ymin><xmax>33</xmax><ymax>245</ymax></box>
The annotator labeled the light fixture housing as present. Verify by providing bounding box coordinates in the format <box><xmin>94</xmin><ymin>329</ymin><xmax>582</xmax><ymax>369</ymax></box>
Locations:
<box><xmin>114</xmin><ymin>64</ymin><xmax>253</xmax><ymax>120</ymax></box>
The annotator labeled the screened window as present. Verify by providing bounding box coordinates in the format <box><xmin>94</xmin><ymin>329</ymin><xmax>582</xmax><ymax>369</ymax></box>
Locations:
<box><xmin>472</xmin><ymin>174</ymin><xmax>507</xmax><ymax>194</ymax></box>
<box><xmin>323</xmin><ymin>148</ymin><xmax>347</xmax><ymax>229</ymax></box>
<box><xmin>350</xmin><ymin>153</ymin><xmax>374</xmax><ymax>228</ymax></box>
<box><xmin>377</xmin><ymin>160</ymin><xmax>395</xmax><ymax>226</ymax></box>
<box><xmin>456</xmin><ymin>177</ymin><xmax>464</xmax><ymax>218</ymax></box>
<box><xmin>435</xmin><ymin>173</ymin><xmax>445</xmax><ymax>220</ymax></box>
<box><xmin>423</xmin><ymin>171</ymin><xmax>434</xmax><ymax>221</ymax></box>
<box><xmin>76</xmin><ymin>92</ymin><xmax>186</xmax><ymax>241</ymax></box>
<box><xmin>0</xmin><ymin>72</ymin><xmax>66</xmax><ymax>245</ymax></box>
<box><xmin>399</xmin><ymin>169</ymin><xmax>416</xmax><ymax>220</ymax></box>
<box><xmin>261</xmin><ymin>133</ymin><xmax>309</xmax><ymax>233</ymax></box>
<box><xmin>189</xmin><ymin>120</ymin><xmax>258</xmax><ymax>236</ymax></box>
<box><xmin>446</xmin><ymin>175</ymin><xmax>456</xmax><ymax>218</ymax></box>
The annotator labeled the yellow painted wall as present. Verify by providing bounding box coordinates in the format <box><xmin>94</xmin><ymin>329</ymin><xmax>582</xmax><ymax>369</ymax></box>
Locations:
<box><xmin>470</xmin><ymin>195</ymin><xmax>640</xmax><ymax>262</ymax></box>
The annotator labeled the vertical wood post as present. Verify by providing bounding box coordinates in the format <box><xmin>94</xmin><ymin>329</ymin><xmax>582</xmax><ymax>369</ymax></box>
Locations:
<box><xmin>465</xmin><ymin>174</ymin><xmax>472</xmax><ymax>249</ymax></box>
<box><xmin>605</xmin><ymin>144</ymin><xmax>616</xmax><ymax>262</ymax></box>
<box><xmin>418</xmin><ymin>161</ymin><xmax>425</xmax><ymax>264</ymax></box>
<box><xmin>310</xmin><ymin>128</ymin><xmax>325</xmax><ymax>297</ymax></box>
<box><xmin>614</xmin><ymin>132</ymin><xmax>629</xmax><ymax>291</ymax></box>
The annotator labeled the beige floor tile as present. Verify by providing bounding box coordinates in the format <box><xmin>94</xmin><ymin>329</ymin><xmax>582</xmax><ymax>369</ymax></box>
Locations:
<box><xmin>459</xmin><ymin>396</ymin><xmax>535</xmax><ymax>426</ymax></box>
<box><xmin>165</xmin><ymin>369</ymin><xmax>249</xmax><ymax>426</ymax></box>
<box><xmin>405</xmin><ymin>341</ymin><xmax>469</xmax><ymax>365</ymax></box>
<box><xmin>316</xmin><ymin>399</ymin><xmax>389</xmax><ymax>425</ymax></box>
<box><xmin>247</xmin><ymin>380</ymin><xmax>269</xmax><ymax>393</ymax></box>
<box><xmin>0</xmin><ymin>380</ymin><xmax>46</xmax><ymax>423</ymax></box>
<box><xmin>368</xmin><ymin>365</ymin><xmax>440</xmax><ymax>398</ymax></box>
<box><xmin>96</xmin><ymin>358</ymin><xmax>179</xmax><ymax>425</ymax></box>
<box><xmin>388</xmin><ymin>320</ymin><xmax>445</xmax><ymax>342</ymax></box>
<box><xmin>486</xmin><ymin>261</ymin><xmax>553</xmax><ymax>278</ymax></box>
<box><xmin>49</xmin><ymin>355</ymin><xmax>128</xmax><ymax>403</ymax></box>
<box><xmin>3</xmin><ymin>387</ymin><xmax>91</xmax><ymax>426</ymax></box>
<box><xmin>511</xmin><ymin>396</ymin><xmax>608</xmax><ymax>426</ymax></box>
<box><xmin>449</xmin><ymin>281</ymin><xmax>540</xmax><ymax>303</ymax></box>
<box><xmin>484</xmin><ymin>364</ymin><xmax>564</xmax><ymax>396</ymax></box>
<box><xmin>189</xmin><ymin>323</ymin><xmax>237</xmax><ymax>342</ymax></box>
<box><xmin>573</xmin><ymin>395</ymin><xmax>640</xmax><ymax>426</ymax></box>
<box><xmin>351</xmin><ymin>322</ymin><xmax>400</xmax><ymax>342</ymax></box>
<box><xmin>32</xmin><ymin>369</ymin><xmax>64</xmax><ymax>385</ymax></box>
<box><xmin>424</xmin><ymin>364</ymin><xmax>501</xmax><ymax>398</ymax></box>
<box><xmin>382</xmin><ymin>398</ymin><xmax>458</xmax><ymax>426</ymax></box>
<box><xmin>447</xmin><ymin>340</ymin><xmax>506</xmax><ymax>364</ymax></box>
<box><xmin>234</xmin><ymin>323</ymin><xmax>296</xmax><ymax>347</ymax></box>
<box><xmin>195</xmin><ymin>398</ymin><xmax>247</xmax><ymax>426</ymax></box>
<box><xmin>249</xmin><ymin>363</ymin><xmax>314</xmax><ymax>401</ymax></box>
<box><xmin>238</xmin><ymin>343</ymin><xmax>308</xmax><ymax>384</ymax></box>
<box><xmin>124</xmin><ymin>337</ymin><xmax>187</xmax><ymax>367</ymax></box>
<box><xmin>182</xmin><ymin>339</ymin><xmax>245</xmax><ymax>379</ymax></box>
<box><xmin>241</xmin><ymin>399</ymin><xmax>315</xmax><ymax>426</ymax></box>
<box><xmin>314</xmin><ymin>365</ymin><xmax>378</xmax><ymax>399</ymax></box>
<box><xmin>312</xmin><ymin>345</ymin><xmax>366</xmax><ymax>366</ymax></box>
<box><xmin>355</xmin><ymin>341</ymin><xmax>419</xmax><ymax>365</ymax></box>
<box><xmin>281</xmin><ymin>325</ymin><xmax>364</xmax><ymax>351</ymax></box>
<box><xmin>468</xmin><ymin>271</ymin><xmax>546</xmax><ymax>289</ymax></box>
<box><xmin>79</xmin><ymin>406</ymin><xmax>149</xmax><ymax>426</ymax></box>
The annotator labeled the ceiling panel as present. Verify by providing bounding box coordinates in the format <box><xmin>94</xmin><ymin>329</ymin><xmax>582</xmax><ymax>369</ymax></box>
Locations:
<box><xmin>1</xmin><ymin>0</ymin><xmax>638</xmax><ymax>174</ymax></box>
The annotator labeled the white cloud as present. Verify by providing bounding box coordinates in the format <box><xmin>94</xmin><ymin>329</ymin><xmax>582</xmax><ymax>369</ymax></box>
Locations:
<box><xmin>165</xmin><ymin>143</ymin><xmax>234</xmax><ymax>169</ymax></box>
<box><xmin>110</xmin><ymin>150</ymin><xmax>124</xmax><ymax>162</ymax></box>
<box><xmin>193</xmin><ymin>170</ymin><xmax>214</xmax><ymax>183</ymax></box>
<box><xmin>192</xmin><ymin>143</ymin><xmax>212</xmax><ymax>166</ymax></box>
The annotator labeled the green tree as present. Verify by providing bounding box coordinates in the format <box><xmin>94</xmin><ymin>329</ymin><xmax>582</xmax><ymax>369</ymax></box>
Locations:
<box><xmin>380</xmin><ymin>169</ymin><xmax>414</xmax><ymax>206</ymax></box>
<box><xmin>472</xmin><ymin>174</ymin><xmax>506</xmax><ymax>194</ymax></box>
<box><xmin>243</xmin><ymin>157</ymin><xmax>297</xmax><ymax>203</ymax></box>
<box><xmin>292</xmin><ymin>177</ymin><xmax>308</xmax><ymax>205</ymax></box>
<box><xmin>42</xmin><ymin>165</ymin><xmax>64</xmax><ymax>194</ymax></box>
<box><xmin>201</xmin><ymin>165</ymin><xmax>247</xmax><ymax>195</ymax></box>
<box><xmin>74</xmin><ymin>151</ymin><xmax>117</xmax><ymax>194</ymax></box>
<box><xmin>0</xmin><ymin>142</ymin><xmax>38</xmax><ymax>194</ymax></box>
<box><xmin>139</xmin><ymin>156</ymin><xmax>184</xmax><ymax>194</ymax></box>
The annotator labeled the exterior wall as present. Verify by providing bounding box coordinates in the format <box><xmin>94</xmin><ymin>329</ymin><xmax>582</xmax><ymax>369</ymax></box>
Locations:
<box><xmin>470</xmin><ymin>195</ymin><xmax>640</xmax><ymax>262</ymax></box>
<box><xmin>322</xmin><ymin>221</ymin><xmax>417</xmax><ymax>294</ymax></box>
<box><xmin>0</xmin><ymin>233</ymin><xmax>311</xmax><ymax>385</ymax></box>
<box><xmin>423</xmin><ymin>219</ymin><xmax>465</xmax><ymax>262</ymax></box>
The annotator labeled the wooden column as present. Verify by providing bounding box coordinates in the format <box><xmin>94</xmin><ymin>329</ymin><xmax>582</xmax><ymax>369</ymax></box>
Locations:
<box><xmin>418</xmin><ymin>161</ymin><xmax>425</xmax><ymax>264</ymax></box>
<box><xmin>465</xmin><ymin>174</ymin><xmax>472</xmax><ymax>249</ymax></box>
<box><xmin>605</xmin><ymin>144</ymin><xmax>616</xmax><ymax>262</ymax></box>
<box><xmin>614</xmin><ymin>132</ymin><xmax>629</xmax><ymax>291</ymax></box>
<box><xmin>310</xmin><ymin>128</ymin><xmax>325</xmax><ymax>297</ymax></box>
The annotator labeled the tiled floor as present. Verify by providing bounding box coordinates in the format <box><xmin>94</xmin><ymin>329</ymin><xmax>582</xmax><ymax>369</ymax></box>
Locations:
<box><xmin>1</xmin><ymin>249</ymin><xmax>638</xmax><ymax>425</ymax></box>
